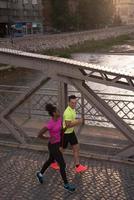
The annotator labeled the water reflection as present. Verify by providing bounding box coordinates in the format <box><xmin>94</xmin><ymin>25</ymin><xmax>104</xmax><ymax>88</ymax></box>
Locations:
<box><xmin>72</xmin><ymin>53</ymin><xmax>134</xmax><ymax>94</ymax></box>
<box><xmin>72</xmin><ymin>53</ymin><xmax>134</xmax><ymax>70</ymax></box>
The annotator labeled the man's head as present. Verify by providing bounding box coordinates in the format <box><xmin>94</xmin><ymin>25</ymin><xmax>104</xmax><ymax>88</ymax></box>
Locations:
<box><xmin>68</xmin><ymin>95</ymin><xmax>77</xmax><ymax>109</ymax></box>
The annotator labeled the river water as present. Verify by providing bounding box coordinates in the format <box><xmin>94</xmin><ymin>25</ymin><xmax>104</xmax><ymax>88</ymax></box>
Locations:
<box><xmin>72</xmin><ymin>53</ymin><xmax>134</xmax><ymax>95</ymax></box>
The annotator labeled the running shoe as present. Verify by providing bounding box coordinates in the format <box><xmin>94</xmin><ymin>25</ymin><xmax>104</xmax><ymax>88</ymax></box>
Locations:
<box><xmin>36</xmin><ymin>172</ymin><xmax>43</xmax><ymax>184</ymax></box>
<box><xmin>64</xmin><ymin>183</ymin><xmax>76</xmax><ymax>192</ymax></box>
<box><xmin>50</xmin><ymin>162</ymin><xmax>60</xmax><ymax>170</ymax></box>
<box><xmin>75</xmin><ymin>164</ymin><xmax>88</xmax><ymax>173</ymax></box>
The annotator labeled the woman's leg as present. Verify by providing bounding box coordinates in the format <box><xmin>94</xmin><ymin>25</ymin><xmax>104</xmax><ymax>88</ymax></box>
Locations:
<box><xmin>54</xmin><ymin>146</ymin><xmax>68</xmax><ymax>184</ymax></box>
<box><xmin>54</xmin><ymin>148</ymin><xmax>76</xmax><ymax>192</ymax></box>
<box><xmin>40</xmin><ymin>152</ymin><xmax>54</xmax><ymax>174</ymax></box>
<box><xmin>37</xmin><ymin>143</ymin><xmax>76</xmax><ymax>191</ymax></box>
<box><xmin>40</xmin><ymin>143</ymin><xmax>54</xmax><ymax>174</ymax></box>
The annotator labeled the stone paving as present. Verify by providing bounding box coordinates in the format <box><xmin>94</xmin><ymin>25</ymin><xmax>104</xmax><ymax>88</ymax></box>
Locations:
<box><xmin>0</xmin><ymin>145</ymin><xmax>134</xmax><ymax>200</ymax></box>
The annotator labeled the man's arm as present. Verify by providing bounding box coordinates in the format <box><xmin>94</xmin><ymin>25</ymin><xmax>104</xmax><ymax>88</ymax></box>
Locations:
<box><xmin>65</xmin><ymin>119</ymin><xmax>83</xmax><ymax>128</ymax></box>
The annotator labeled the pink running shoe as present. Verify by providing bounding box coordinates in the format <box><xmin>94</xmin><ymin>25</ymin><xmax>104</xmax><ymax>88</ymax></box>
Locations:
<box><xmin>50</xmin><ymin>162</ymin><xmax>60</xmax><ymax>170</ymax></box>
<box><xmin>75</xmin><ymin>164</ymin><xmax>88</xmax><ymax>173</ymax></box>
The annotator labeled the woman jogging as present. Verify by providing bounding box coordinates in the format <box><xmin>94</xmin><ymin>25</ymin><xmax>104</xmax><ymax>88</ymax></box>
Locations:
<box><xmin>36</xmin><ymin>103</ymin><xmax>76</xmax><ymax>192</ymax></box>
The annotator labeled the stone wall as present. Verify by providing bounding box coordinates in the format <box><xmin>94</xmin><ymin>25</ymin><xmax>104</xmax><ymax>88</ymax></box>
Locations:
<box><xmin>0</xmin><ymin>26</ymin><xmax>134</xmax><ymax>53</ymax></box>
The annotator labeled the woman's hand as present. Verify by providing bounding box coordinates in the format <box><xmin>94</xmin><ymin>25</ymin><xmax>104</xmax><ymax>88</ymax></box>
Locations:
<box><xmin>38</xmin><ymin>127</ymin><xmax>48</xmax><ymax>139</ymax></box>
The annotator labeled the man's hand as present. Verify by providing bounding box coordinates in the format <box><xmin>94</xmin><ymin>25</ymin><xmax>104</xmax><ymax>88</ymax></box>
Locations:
<box><xmin>65</xmin><ymin>118</ymin><xmax>84</xmax><ymax>128</ymax></box>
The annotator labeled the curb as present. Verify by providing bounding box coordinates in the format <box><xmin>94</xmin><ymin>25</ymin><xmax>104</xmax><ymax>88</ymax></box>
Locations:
<box><xmin>0</xmin><ymin>140</ymin><xmax>133</xmax><ymax>166</ymax></box>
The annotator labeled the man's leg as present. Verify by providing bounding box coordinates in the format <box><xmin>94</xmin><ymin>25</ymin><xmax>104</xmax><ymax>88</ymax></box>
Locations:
<box><xmin>72</xmin><ymin>142</ymin><xmax>88</xmax><ymax>173</ymax></box>
<box><xmin>60</xmin><ymin>133</ymin><xmax>69</xmax><ymax>153</ymax></box>
<box><xmin>72</xmin><ymin>144</ymin><xmax>80</xmax><ymax>166</ymax></box>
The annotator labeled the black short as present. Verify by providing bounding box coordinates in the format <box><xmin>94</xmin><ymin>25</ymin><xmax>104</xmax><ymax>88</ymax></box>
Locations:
<box><xmin>60</xmin><ymin>131</ymin><xmax>78</xmax><ymax>149</ymax></box>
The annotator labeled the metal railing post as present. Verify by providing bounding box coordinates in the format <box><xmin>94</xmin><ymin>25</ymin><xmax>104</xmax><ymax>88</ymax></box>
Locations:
<box><xmin>58</xmin><ymin>82</ymin><xmax>68</xmax><ymax>116</ymax></box>
<box><xmin>27</xmin><ymin>97</ymin><xmax>32</xmax><ymax>119</ymax></box>
<box><xmin>81</xmin><ymin>93</ymin><xmax>85</xmax><ymax>125</ymax></box>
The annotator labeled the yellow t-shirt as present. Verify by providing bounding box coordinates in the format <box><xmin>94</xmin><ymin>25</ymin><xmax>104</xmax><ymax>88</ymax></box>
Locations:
<box><xmin>63</xmin><ymin>106</ymin><xmax>76</xmax><ymax>134</ymax></box>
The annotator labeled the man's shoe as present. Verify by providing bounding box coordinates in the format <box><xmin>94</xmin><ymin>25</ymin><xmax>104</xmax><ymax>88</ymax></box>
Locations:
<box><xmin>50</xmin><ymin>162</ymin><xmax>60</xmax><ymax>170</ymax></box>
<box><xmin>64</xmin><ymin>183</ymin><xmax>76</xmax><ymax>192</ymax></box>
<box><xmin>75</xmin><ymin>164</ymin><xmax>88</xmax><ymax>173</ymax></box>
<box><xmin>36</xmin><ymin>172</ymin><xmax>43</xmax><ymax>184</ymax></box>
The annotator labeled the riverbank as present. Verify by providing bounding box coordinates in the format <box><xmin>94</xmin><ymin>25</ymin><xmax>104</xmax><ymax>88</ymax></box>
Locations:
<box><xmin>1</xmin><ymin>26</ymin><xmax>134</xmax><ymax>82</ymax></box>
<box><xmin>0</xmin><ymin>26</ymin><xmax>134</xmax><ymax>56</ymax></box>
<box><xmin>44</xmin><ymin>34</ymin><xmax>134</xmax><ymax>58</ymax></box>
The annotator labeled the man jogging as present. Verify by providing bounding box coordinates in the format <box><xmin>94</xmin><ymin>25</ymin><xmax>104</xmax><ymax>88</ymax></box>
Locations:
<box><xmin>62</xmin><ymin>95</ymin><xmax>87</xmax><ymax>173</ymax></box>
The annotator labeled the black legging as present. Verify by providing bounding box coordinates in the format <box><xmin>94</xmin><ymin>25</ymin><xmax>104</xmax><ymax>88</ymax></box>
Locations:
<box><xmin>40</xmin><ymin>142</ymin><xmax>68</xmax><ymax>184</ymax></box>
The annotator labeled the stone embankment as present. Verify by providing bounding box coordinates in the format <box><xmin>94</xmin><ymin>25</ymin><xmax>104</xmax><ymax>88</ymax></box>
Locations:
<box><xmin>0</xmin><ymin>26</ymin><xmax>134</xmax><ymax>53</ymax></box>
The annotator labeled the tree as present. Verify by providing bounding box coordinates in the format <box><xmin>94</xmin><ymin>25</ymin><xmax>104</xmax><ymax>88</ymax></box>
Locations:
<box><xmin>77</xmin><ymin>0</ymin><xmax>114</xmax><ymax>30</ymax></box>
<box><xmin>50</xmin><ymin>0</ymin><xmax>114</xmax><ymax>31</ymax></box>
<box><xmin>50</xmin><ymin>0</ymin><xmax>70</xmax><ymax>31</ymax></box>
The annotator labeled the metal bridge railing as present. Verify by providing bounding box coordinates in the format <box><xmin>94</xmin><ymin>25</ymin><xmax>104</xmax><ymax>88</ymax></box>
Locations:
<box><xmin>0</xmin><ymin>85</ymin><xmax>134</xmax><ymax>129</ymax></box>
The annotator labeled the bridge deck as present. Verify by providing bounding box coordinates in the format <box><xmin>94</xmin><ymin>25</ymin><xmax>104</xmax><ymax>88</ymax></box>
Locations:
<box><xmin>0</xmin><ymin>145</ymin><xmax>134</xmax><ymax>200</ymax></box>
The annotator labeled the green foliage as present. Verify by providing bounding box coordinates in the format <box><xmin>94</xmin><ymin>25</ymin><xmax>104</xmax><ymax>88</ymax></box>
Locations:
<box><xmin>50</xmin><ymin>0</ymin><xmax>114</xmax><ymax>31</ymax></box>
<box><xmin>43</xmin><ymin>49</ymin><xmax>71</xmax><ymax>58</ymax></box>
<box><xmin>77</xmin><ymin>0</ymin><xmax>114</xmax><ymax>30</ymax></box>
<box><xmin>68</xmin><ymin>34</ymin><xmax>131</xmax><ymax>53</ymax></box>
<box><xmin>43</xmin><ymin>34</ymin><xmax>131</xmax><ymax>57</ymax></box>
<box><xmin>72</xmin><ymin>35</ymin><xmax>130</xmax><ymax>52</ymax></box>
<box><xmin>50</xmin><ymin>0</ymin><xmax>70</xmax><ymax>31</ymax></box>
<box><xmin>113</xmin><ymin>15</ymin><xmax>122</xmax><ymax>25</ymax></box>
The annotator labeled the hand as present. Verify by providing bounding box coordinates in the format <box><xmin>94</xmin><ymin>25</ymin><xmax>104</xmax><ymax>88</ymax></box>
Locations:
<box><xmin>42</xmin><ymin>134</ymin><xmax>49</xmax><ymax>139</ymax></box>
<box><xmin>38</xmin><ymin>133</ymin><xmax>49</xmax><ymax>139</ymax></box>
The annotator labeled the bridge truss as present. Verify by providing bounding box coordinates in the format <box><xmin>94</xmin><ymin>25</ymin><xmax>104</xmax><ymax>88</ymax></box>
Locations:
<box><xmin>0</xmin><ymin>48</ymin><xmax>134</xmax><ymax>159</ymax></box>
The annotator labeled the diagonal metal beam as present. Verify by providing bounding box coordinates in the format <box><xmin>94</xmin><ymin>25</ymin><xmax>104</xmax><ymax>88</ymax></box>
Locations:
<box><xmin>0</xmin><ymin>117</ymin><xmax>26</xmax><ymax>144</ymax></box>
<box><xmin>7</xmin><ymin>117</ymin><xmax>32</xmax><ymax>143</ymax></box>
<box><xmin>57</xmin><ymin>75</ymin><xmax>134</xmax><ymax>158</ymax></box>
<box><xmin>0</xmin><ymin>76</ymin><xmax>50</xmax><ymax>143</ymax></box>
<box><xmin>0</xmin><ymin>76</ymin><xmax>50</xmax><ymax>117</ymax></box>
<box><xmin>79</xmin><ymin>69</ymin><xmax>134</xmax><ymax>91</ymax></box>
<box><xmin>68</xmin><ymin>78</ymin><xmax>134</xmax><ymax>144</ymax></box>
<box><xmin>115</xmin><ymin>145</ymin><xmax>134</xmax><ymax>158</ymax></box>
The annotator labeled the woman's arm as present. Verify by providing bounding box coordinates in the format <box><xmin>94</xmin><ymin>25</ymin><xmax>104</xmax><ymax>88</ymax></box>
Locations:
<box><xmin>38</xmin><ymin>127</ymin><xmax>48</xmax><ymax>139</ymax></box>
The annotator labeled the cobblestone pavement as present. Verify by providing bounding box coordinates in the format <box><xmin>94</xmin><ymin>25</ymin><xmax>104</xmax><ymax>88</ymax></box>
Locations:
<box><xmin>0</xmin><ymin>145</ymin><xmax>134</xmax><ymax>200</ymax></box>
